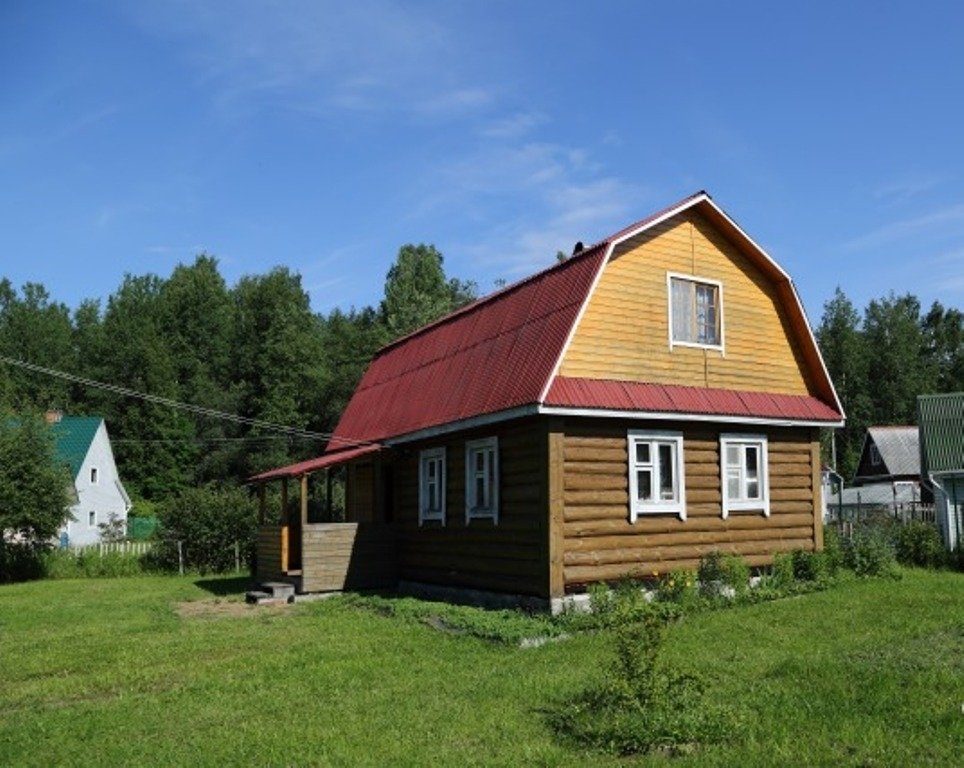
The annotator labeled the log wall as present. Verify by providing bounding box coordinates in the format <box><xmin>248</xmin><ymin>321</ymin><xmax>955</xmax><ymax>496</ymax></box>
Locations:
<box><xmin>559</xmin><ymin>419</ymin><xmax>820</xmax><ymax>588</ymax></box>
<box><xmin>393</xmin><ymin>419</ymin><xmax>549</xmax><ymax>597</ymax></box>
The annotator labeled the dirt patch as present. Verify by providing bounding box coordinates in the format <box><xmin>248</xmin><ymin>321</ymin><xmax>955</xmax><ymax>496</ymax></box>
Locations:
<box><xmin>175</xmin><ymin>599</ymin><xmax>287</xmax><ymax>619</ymax></box>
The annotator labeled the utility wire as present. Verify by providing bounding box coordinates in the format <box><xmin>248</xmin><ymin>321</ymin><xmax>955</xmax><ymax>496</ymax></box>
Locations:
<box><xmin>0</xmin><ymin>354</ymin><xmax>370</xmax><ymax>448</ymax></box>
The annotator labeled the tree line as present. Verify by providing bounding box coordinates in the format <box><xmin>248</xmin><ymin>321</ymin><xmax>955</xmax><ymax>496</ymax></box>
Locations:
<box><xmin>816</xmin><ymin>288</ymin><xmax>964</xmax><ymax>480</ymax></box>
<box><xmin>0</xmin><ymin>245</ymin><xmax>475</xmax><ymax>503</ymax></box>
<box><xmin>2</xmin><ymin>253</ymin><xmax>961</xmax><ymax>503</ymax></box>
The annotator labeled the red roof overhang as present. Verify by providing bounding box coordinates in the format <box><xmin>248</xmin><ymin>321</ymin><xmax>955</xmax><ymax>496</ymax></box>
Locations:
<box><xmin>544</xmin><ymin>377</ymin><xmax>843</xmax><ymax>424</ymax></box>
<box><xmin>248</xmin><ymin>443</ymin><xmax>382</xmax><ymax>482</ymax></box>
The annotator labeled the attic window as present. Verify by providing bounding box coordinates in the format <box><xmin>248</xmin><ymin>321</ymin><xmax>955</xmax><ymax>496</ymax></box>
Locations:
<box><xmin>870</xmin><ymin>444</ymin><xmax>881</xmax><ymax>466</ymax></box>
<box><xmin>90</xmin><ymin>467</ymin><xmax>99</xmax><ymax>484</ymax></box>
<box><xmin>668</xmin><ymin>273</ymin><xmax>723</xmax><ymax>350</ymax></box>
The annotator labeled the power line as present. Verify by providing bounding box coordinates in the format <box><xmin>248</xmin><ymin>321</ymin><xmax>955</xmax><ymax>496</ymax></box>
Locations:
<box><xmin>0</xmin><ymin>354</ymin><xmax>369</xmax><ymax>448</ymax></box>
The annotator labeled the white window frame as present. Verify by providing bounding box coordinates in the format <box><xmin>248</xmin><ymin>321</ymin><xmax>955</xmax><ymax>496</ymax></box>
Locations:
<box><xmin>628</xmin><ymin>430</ymin><xmax>686</xmax><ymax>521</ymax></box>
<box><xmin>869</xmin><ymin>444</ymin><xmax>881</xmax><ymax>466</ymax></box>
<box><xmin>465</xmin><ymin>437</ymin><xmax>499</xmax><ymax>524</ymax></box>
<box><xmin>90</xmin><ymin>467</ymin><xmax>99</xmax><ymax>485</ymax></box>
<box><xmin>667</xmin><ymin>272</ymin><xmax>724</xmax><ymax>353</ymax></box>
<box><xmin>418</xmin><ymin>447</ymin><xmax>446</xmax><ymax>526</ymax></box>
<box><xmin>720</xmin><ymin>433</ymin><xmax>770</xmax><ymax>518</ymax></box>
<box><xmin>88</xmin><ymin>510</ymin><xmax>96</xmax><ymax>527</ymax></box>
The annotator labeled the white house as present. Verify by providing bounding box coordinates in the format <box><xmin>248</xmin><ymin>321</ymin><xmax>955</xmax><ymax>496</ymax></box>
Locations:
<box><xmin>50</xmin><ymin>414</ymin><xmax>132</xmax><ymax>547</ymax></box>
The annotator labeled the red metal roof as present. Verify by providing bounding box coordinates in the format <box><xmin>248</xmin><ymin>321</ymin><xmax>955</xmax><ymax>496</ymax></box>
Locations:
<box><xmin>321</xmin><ymin>191</ymin><xmax>844</xmax><ymax>448</ymax></box>
<box><xmin>329</xmin><ymin>242</ymin><xmax>609</xmax><ymax>444</ymax></box>
<box><xmin>249</xmin><ymin>444</ymin><xmax>381</xmax><ymax>481</ymax></box>
<box><xmin>545</xmin><ymin>377</ymin><xmax>842</xmax><ymax>422</ymax></box>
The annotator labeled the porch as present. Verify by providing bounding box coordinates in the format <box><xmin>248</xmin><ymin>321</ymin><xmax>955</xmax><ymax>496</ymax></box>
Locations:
<box><xmin>256</xmin><ymin>521</ymin><xmax>395</xmax><ymax>592</ymax></box>
<box><xmin>250</xmin><ymin>444</ymin><xmax>396</xmax><ymax>594</ymax></box>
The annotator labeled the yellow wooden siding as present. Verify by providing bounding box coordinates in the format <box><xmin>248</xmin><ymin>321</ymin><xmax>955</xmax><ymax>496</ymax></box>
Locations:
<box><xmin>300</xmin><ymin>522</ymin><xmax>396</xmax><ymax>592</ymax></box>
<box><xmin>560</xmin><ymin>421</ymin><xmax>818</xmax><ymax>587</ymax></box>
<box><xmin>559</xmin><ymin>211</ymin><xmax>816</xmax><ymax>395</ymax></box>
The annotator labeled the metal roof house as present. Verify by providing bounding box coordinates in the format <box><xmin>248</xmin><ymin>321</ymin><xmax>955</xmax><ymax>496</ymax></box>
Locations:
<box><xmin>50</xmin><ymin>414</ymin><xmax>132</xmax><ymax>547</ymax></box>
<box><xmin>918</xmin><ymin>393</ymin><xmax>964</xmax><ymax>550</ymax></box>
<box><xmin>251</xmin><ymin>192</ymin><xmax>844</xmax><ymax>609</ymax></box>
<box><xmin>852</xmin><ymin>426</ymin><xmax>920</xmax><ymax>486</ymax></box>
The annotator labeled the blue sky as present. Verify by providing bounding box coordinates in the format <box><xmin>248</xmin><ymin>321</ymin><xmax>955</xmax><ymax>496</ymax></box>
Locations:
<box><xmin>2</xmin><ymin>1</ymin><xmax>963</xmax><ymax>324</ymax></box>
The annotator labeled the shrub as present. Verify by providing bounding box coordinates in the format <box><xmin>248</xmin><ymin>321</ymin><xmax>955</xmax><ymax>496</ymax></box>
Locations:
<box><xmin>790</xmin><ymin>549</ymin><xmax>829</xmax><ymax>582</ymax></box>
<box><xmin>697</xmin><ymin>551</ymin><xmax>750</xmax><ymax>598</ymax></box>
<box><xmin>766</xmin><ymin>552</ymin><xmax>796</xmax><ymax>589</ymax></box>
<box><xmin>655</xmin><ymin>569</ymin><xmax>698</xmax><ymax>605</ymax></box>
<box><xmin>842</xmin><ymin>528</ymin><xmax>899</xmax><ymax>577</ymax></box>
<box><xmin>822</xmin><ymin>526</ymin><xmax>844</xmax><ymax>574</ymax></box>
<box><xmin>147</xmin><ymin>485</ymin><xmax>257</xmax><ymax>574</ymax></box>
<box><xmin>548</xmin><ymin>610</ymin><xmax>739</xmax><ymax>755</ymax></box>
<box><xmin>891</xmin><ymin>522</ymin><xmax>946</xmax><ymax>569</ymax></box>
<box><xmin>41</xmin><ymin>548</ymin><xmax>147</xmax><ymax>579</ymax></box>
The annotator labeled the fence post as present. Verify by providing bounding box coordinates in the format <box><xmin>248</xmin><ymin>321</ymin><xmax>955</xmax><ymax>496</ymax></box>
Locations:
<box><xmin>177</xmin><ymin>540</ymin><xmax>184</xmax><ymax>575</ymax></box>
<box><xmin>235</xmin><ymin>541</ymin><xmax>240</xmax><ymax>573</ymax></box>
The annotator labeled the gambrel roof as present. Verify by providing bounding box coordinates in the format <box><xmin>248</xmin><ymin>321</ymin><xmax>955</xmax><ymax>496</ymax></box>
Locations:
<box><xmin>327</xmin><ymin>192</ymin><xmax>844</xmax><ymax>450</ymax></box>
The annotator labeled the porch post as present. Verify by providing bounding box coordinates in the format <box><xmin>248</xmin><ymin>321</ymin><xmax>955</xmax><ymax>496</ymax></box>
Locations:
<box><xmin>326</xmin><ymin>469</ymin><xmax>333</xmax><ymax>520</ymax></box>
<box><xmin>257</xmin><ymin>483</ymin><xmax>266</xmax><ymax>525</ymax></box>
<box><xmin>300</xmin><ymin>473</ymin><xmax>309</xmax><ymax>528</ymax></box>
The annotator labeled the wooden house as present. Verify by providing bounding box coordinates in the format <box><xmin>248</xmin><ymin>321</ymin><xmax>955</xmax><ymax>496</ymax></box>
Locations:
<box><xmin>852</xmin><ymin>426</ymin><xmax>920</xmax><ymax>487</ymax></box>
<box><xmin>251</xmin><ymin>192</ymin><xmax>844</xmax><ymax>609</ymax></box>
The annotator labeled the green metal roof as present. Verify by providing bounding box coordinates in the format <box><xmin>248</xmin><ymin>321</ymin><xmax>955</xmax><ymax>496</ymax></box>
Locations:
<box><xmin>917</xmin><ymin>393</ymin><xmax>964</xmax><ymax>475</ymax></box>
<box><xmin>50</xmin><ymin>417</ymin><xmax>103</xmax><ymax>480</ymax></box>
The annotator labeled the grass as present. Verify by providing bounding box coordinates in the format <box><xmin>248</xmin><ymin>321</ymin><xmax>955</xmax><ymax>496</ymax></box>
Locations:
<box><xmin>0</xmin><ymin>571</ymin><xmax>961</xmax><ymax>766</ymax></box>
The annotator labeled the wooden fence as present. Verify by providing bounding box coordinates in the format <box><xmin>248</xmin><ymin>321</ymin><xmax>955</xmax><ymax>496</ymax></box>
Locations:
<box><xmin>71</xmin><ymin>541</ymin><xmax>154</xmax><ymax>557</ymax></box>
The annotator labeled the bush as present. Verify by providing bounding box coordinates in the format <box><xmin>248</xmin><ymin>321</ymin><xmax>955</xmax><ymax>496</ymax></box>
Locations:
<box><xmin>147</xmin><ymin>485</ymin><xmax>257</xmax><ymax>574</ymax></box>
<box><xmin>822</xmin><ymin>526</ymin><xmax>844</xmax><ymax>574</ymax></box>
<box><xmin>790</xmin><ymin>549</ymin><xmax>829</xmax><ymax>582</ymax></box>
<box><xmin>655</xmin><ymin>569</ymin><xmax>698</xmax><ymax>606</ymax></box>
<box><xmin>891</xmin><ymin>522</ymin><xmax>946</xmax><ymax>569</ymax></box>
<box><xmin>548</xmin><ymin>610</ymin><xmax>740</xmax><ymax>755</ymax></box>
<box><xmin>41</xmin><ymin>548</ymin><xmax>147</xmax><ymax>579</ymax></box>
<box><xmin>766</xmin><ymin>552</ymin><xmax>796</xmax><ymax>589</ymax></box>
<box><xmin>697</xmin><ymin>551</ymin><xmax>750</xmax><ymax>598</ymax></box>
<box><xmin>843</xmin><ymin>528</ymin><xmax>899</xmax><ymax>577</ymax></box>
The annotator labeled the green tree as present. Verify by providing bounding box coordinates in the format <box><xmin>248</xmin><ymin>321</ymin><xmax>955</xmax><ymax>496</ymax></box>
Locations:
<box><xmin>231</xmin><ymin>268</ymin><xmax>327</xmax><ymax>476</ymax></box>
<box><xmin>863</xmin><ymin>292</ymin><xmax>935</xmax><ymax>425</ymax></box>
<box><xmin>379</xmin><ymin>244</ymin><xmax>476</xmax><ymax>340</ymax></box>
<box><xmin>89</xmin><ymin>274</ymin><xmax>195</xmax><ymax>499</ymax></box>
<box><xmin>922</xmin><ymin>301</ymin><xmax>964</xmax><ymax>393</ymax></box>
<box><xmin>816</xmin><ymin>288</ymin><xmax>871</xmax><ymax>478</ymax></box>
<box><xmin>0</xmin><ymin>416</ymin><xmax>70</xmax><ymax>581</ymax></box>
<box><xmin>0</xmin><ymin>280</ymin><xmax>76</xmax><ymax>412</ymax></box>
<box><xmin>158</xmin><ymin>255</ymin><xmax>238</xmax><ymax>483</ymax></box>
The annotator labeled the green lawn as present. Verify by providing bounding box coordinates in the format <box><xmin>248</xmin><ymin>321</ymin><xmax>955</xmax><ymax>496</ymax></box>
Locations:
<box><xmin>0</xmin><ymin>571</ymin><xmax>961</xmax><ymax>766</ymax></box>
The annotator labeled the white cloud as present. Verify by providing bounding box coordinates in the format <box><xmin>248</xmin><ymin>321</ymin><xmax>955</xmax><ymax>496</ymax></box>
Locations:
<box><xmin>123</xmin><ymin>0</ymin><xmax>490</xmax><ymax>120</ymax></box>
<box><xmin>480</xmin><ymin>111</ymin><xmax>547</xmax><ymax>139</ymax></box>
<box><xmin>872</xmin><ymin>174</ymin><xmax>944</xmax><ymax>203</ymax></box>
<box><xmin>843</xmin><ymin>203</ymin><xmax>964</xmax><ymax>252</ymax></box>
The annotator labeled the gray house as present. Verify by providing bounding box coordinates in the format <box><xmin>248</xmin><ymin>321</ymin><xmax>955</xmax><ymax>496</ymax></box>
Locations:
<box><xmin>918</xmin><ymin>393</ymin><xmax>964</xmax><ymax>551</ymax></box>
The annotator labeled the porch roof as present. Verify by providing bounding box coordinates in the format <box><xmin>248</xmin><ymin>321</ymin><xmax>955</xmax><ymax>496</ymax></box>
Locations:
<box><xmin>249</xmin><ymin>443</ymin><xmax>382</xmax><ymax>482</ymax></box>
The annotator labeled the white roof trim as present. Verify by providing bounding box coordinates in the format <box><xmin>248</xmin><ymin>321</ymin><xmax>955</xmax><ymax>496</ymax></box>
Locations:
<box><xmin>537</xmin><ymin>405</ymin><xmax>843</xmax><ymax>428</ymax></box>
<box><xmin>384</xmin><ymin>405</ymin><xmax>541</xmax><ymax>446</ymax></box>
<box><xmin>537</xmin><ymin>243</ymin><xmax>613</xmax><ymax>404</ymax></box>
<box><xmin>537</xmin><ymin>192</ymin><xmax>845</xmax><ymax>421</ymax></box>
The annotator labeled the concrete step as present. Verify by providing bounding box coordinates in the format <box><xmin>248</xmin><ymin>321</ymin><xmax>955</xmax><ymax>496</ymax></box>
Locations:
<box><xmin>259</xmin><ymin>581</ymin><xmax>296</xmax><ymax>601</ymax></box>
